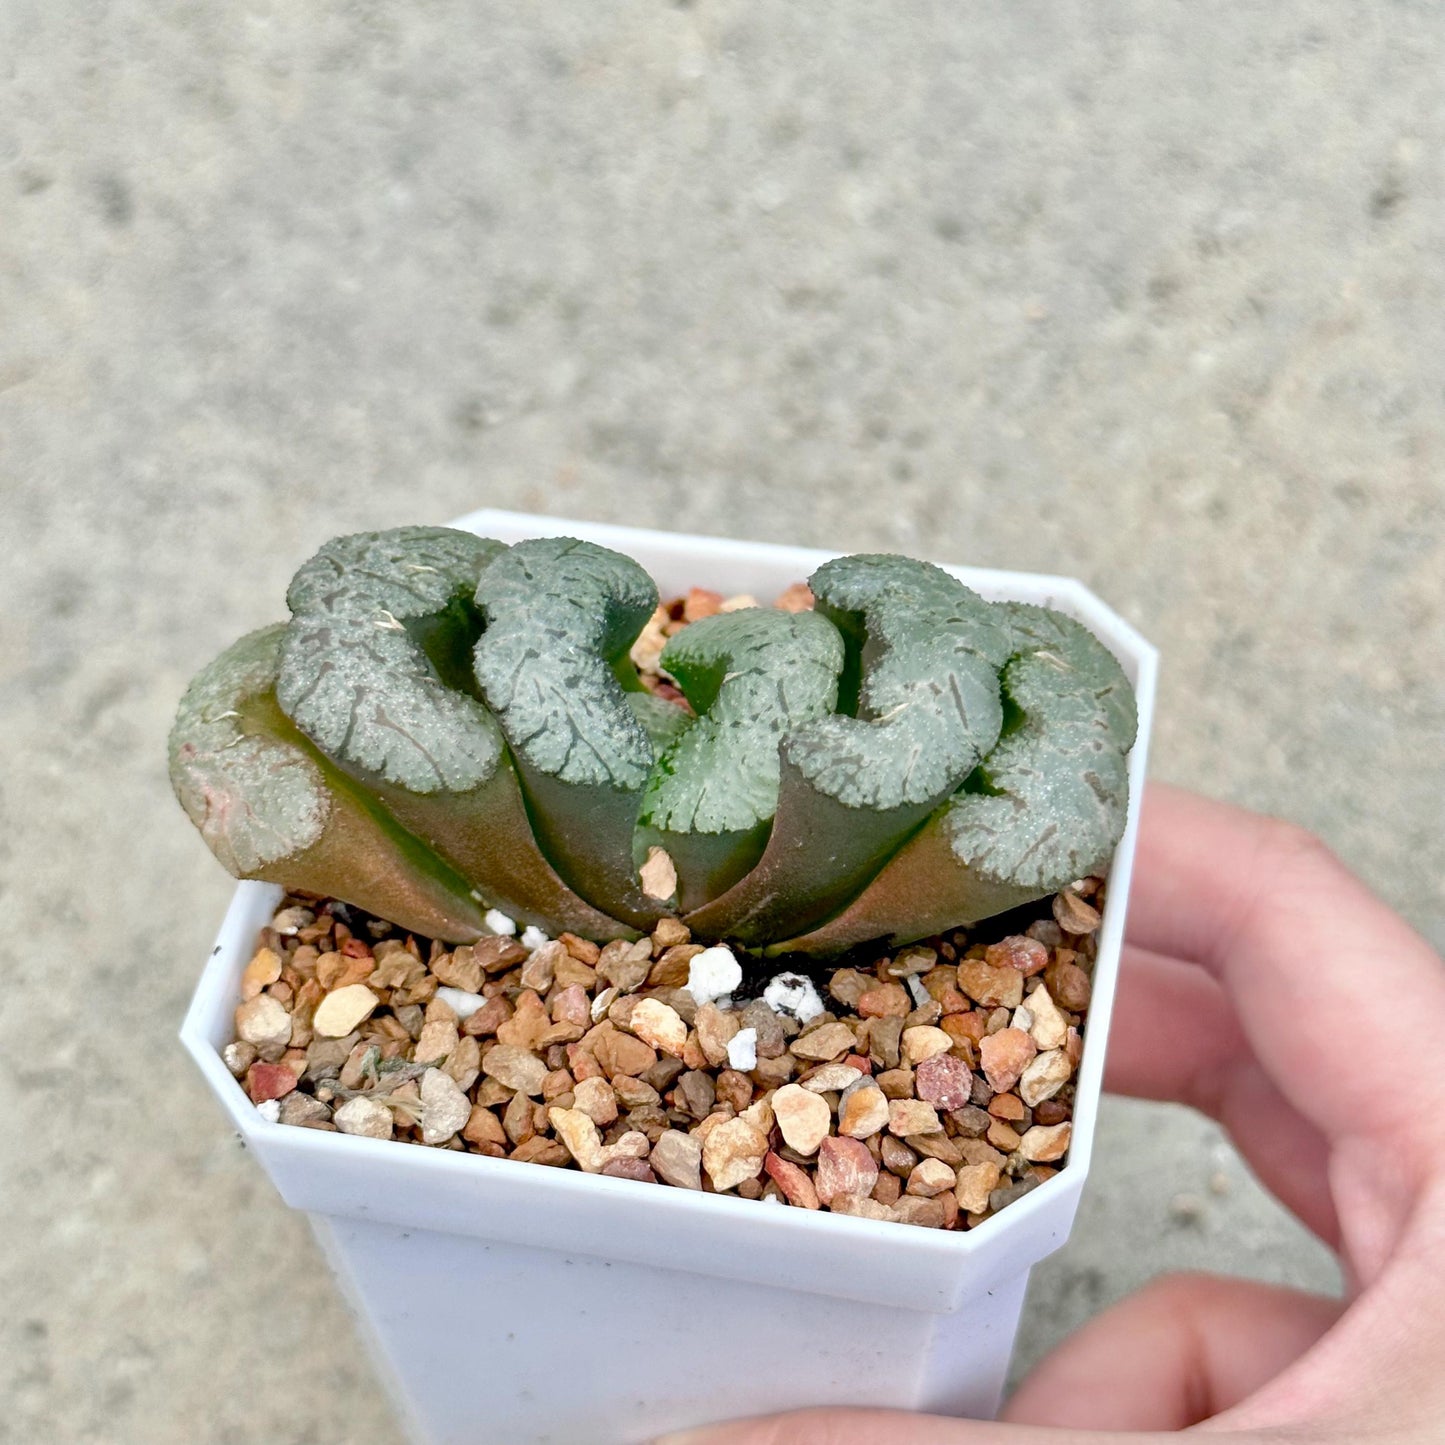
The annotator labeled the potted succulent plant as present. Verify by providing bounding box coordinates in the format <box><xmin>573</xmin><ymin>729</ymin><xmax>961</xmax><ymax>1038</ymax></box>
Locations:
<box><xmin>176</xmin><ymin>508</ymin><xmax>1156</xmax><ymax>1445</ymax></box>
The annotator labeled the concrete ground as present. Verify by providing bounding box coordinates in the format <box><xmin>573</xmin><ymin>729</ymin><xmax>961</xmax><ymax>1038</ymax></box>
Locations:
<box><xmin>3</xmin><ymin>3</ymin><xmax>1442</xmax><ymax>1441</ymax></box>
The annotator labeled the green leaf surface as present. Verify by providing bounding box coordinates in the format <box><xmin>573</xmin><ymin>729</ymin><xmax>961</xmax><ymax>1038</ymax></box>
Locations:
<box><xmin>279</xmin><ymin>528</ymin><xmax>506</xmax><ymax>793</ymax></box>
<box><xmin>168</xmin><ymin>625</ymin><xmax>492</xmax><ymax>941</ymax></box>
<box><xmin>472</xmin><ymin>537</ymin><xmax>661</xmax><ymax>925</ymax></box>
<box><xmin>638</xmin><ymin>607</ymin><xmax>844</xmax><ymax>910</ymax></box>
<box><xmin>941</xmin><ymin>602</ymin><xmax>1136</xmax><ymax>884</ymax></box>
<box><xmin>276</xmin><ymin>528</ymin><xmax>633</xmax><ymax>941</ymax></box>
<box><xmin>777</xmin><ymin>603</ymin><xmax>1137</xmax><ymax>956</ymax></box>
<box><xmin>686</xmin><ymin>555</ymin><xmax>1010</xmax><ymax>945</ymax></box>
<box><xmin>626</xmin><ymin>691</ymin><xmax>694</xmax><ymax>752</ymax></box>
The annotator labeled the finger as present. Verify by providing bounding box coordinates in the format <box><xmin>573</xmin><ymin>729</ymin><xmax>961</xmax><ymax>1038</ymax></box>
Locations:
<box><xmin>1123</xmin><ymin>785</ymin><xmax>1445</xmax><ymax>1151</ymax></box>
<box><xmin>1107</xmin><ymin>945</ymin><xmax>1340</xmax><ymax>1243</ymax></box>
<box><xmin>652</xmin><ymin>1407</ymin><xmax>1173</xmax><ymax>1444</ymax></box>
<box><xmin>1004</xmin><ymin>1272</ymin><xmax>1341</xmax><ymax>1430</ymax></box>
<box><xmin>1104</xmin><ymin>944</ymin><xmax>1247</xmax><ymax>1106</ymax></box>
<box><xmin>654</xmin><ymin>1279</ymin><xmax>1342</xmax><ymax>1445</ymax></box>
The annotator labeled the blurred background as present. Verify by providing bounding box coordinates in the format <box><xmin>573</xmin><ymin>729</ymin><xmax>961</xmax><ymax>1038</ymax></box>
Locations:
<box><xmin>3</xmin><ymin>3</ymin><xmax>1442</xmax><ymax>1441</ymax></box>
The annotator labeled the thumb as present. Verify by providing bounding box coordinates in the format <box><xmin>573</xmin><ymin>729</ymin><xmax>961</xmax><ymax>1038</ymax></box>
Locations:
<box><xmin>653</xmin><ymin>1273</ymin><xmax>1340</xmax><ymax>1444</ymax></box>
<box><xmin>1004</xmin><ymin>1272</ymin><xmax>1339</xmax><ymax>1430</ymax></box>
<box><xmin>652</xmin><ymin>1409</ymin><xmax>1171</xmax><ymax>1444</ymax></box>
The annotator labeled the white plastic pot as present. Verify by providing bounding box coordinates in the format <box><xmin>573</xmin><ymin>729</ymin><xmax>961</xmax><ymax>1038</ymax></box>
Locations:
<box><xmin>181</xmin><ymin>510</ymin><xmax>1158</xmax><ymax>1445</ymax></box>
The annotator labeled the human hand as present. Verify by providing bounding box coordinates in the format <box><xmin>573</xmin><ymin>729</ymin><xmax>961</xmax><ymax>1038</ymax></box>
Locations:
<box><xmin>655</xmin><ymin>784</ymin><xmax>1445</xmax><ymax>1443</ymax></box>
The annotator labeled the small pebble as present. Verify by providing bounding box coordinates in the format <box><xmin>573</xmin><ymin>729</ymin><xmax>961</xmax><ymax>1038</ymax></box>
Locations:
<box><xmin>900</xmin><ymin>1025</ymin><xmax>953</xmax><ymax>1067</ymax></box>
<box><xmin>1025</xmin><ymin>984</ymin><xmax>1069</xmax><ymax>1050</ymax></box>
<box><xmin>790</xmin><ymin>1022</ymin><xmax>857</xmax><ymax>1061</ymax></box>
<box><xmin>980</xmin><ymin>1028</ymin><xmax>1037</xmax><ymax>1093</ymax></box>
<box><xmin>1053</xmin><ymin>890</ymin><xmax>1102</xmax><ymax>936</ymax></box>
<box><xmin>829</xmin><ymin>1193</ymin><xmax>895</xmax><ymax>1222</ymax></box>
<box><xmin>246</xmin><ymin>1062</ymin><xmax>298</xmax><ymax>1104</ymax></box>
<box><xmin>772</xmin><ymin>1083</ymin><xmax>832</xmax><ymax>1155</ymax></box>
<box><xmin>702</xmin><ymin>1117</ymin><xmax>769</xmax><ymax>1192</ymax></box>
<box><xmin>484</xmin><ymin>909</ymin><xmax>517</xmax><ymax>936</ymax></box>
<box><xmin>333</xmin><ymin>1096</ymin><xmax>393</xmax><ymax>1140</ymax></box>
<box><xmin>880</xmin><ymin>1135</ymin><xmax>919</xmax><ymax>1177</ymax></box>
<box><xmin>888</xmin><ymin>1099</ymin><xmax>942</xmax><ymax>1137</ymax></box>
<box><xmin>481</xmin><ymin>1044</ymin><xmax>548</xmax><ymax>1097</ymax></box>
<box><xmin>573</xmin><ymin>1076</ymin><xmax>619</xmax><ymax>1126</ymax></box>
<box><xmin>420</xmin><ymin>1068</ymin><xmax>471</xmax><ymax>1144</ymax></box>
<box><xmin>985</xmin><ymin>935</ymin><xmax>1050</xmax><ymax>976</ymax></box>
<box><xmin>415</xmin><ymin>1019</ymin><xmax>460</xmax><ymax>1065</ymax></box>
<box><xmin>764</xmin><ymin>1152</ymin><xmax>820</xmax><ymax>1209</ymax></box>
<box><xmin>254</xmin><ymin>1099</ymin><xmax>282</xmax><ymax>1124</ymax></box>
<box><xmin>601</xmin><ymin>1157</ymin><xmax>657</xmax><ymax>1184</ymax></box>
<box><xmin>591</xmin><ymin>985</ymin><xmax>619</xmax><ymax>1023</ymax></box>
<box><xmin>241</xmin><ymin>947</ymin><xmax>282</xmax><ymax>1000</ymax></box>
<box><xmin>223</xmin><ymin>1040</ymin><xmax>257</xmax><ymax>1077</ymax></box>
<box><xmin>650</xmin><ymin>1129</ymin><xmax>703</xmax><ymax>1190</ymax></box>
<box><xmin>278</xmin><ymin>1093</ymin><xmax>331</xmax><ymax>1128</ymax></box>
<box><xmin>1018</xmin><ymin>1122</ymin><xmax>1072</xmax><ymax>1163</ymax></box>
<box><xmin>956</xmin><ymin>960</ymin><xmax>1025</xmax><ymax>1009</ymax></box>
<box><xmin>954</xmin><ymin>1161</ymin><xmax>1002</xmax><ymax>1214</ymax></box>
<box><xmin>235</xmin><ymin>995</ymin><xmax>293</xmax><ymax>1049</ymax></box>
<box><xmin>549</xmin><ymin>1107</ymin><xmax>604</xmax><ymax>1171</ymax></box>
<box><xmin>629</xmin><ymin>998</ymin><xmax>688</xmax><ymax>1058</ymax></box>
<box><xmin>1019</xmin><ymin>1049</ymin><xmax>1072</xmax><ymax>1107</ymax></box>
<box><xmin>838</xmin><ymin>1083</ymin><xmax>890</xmax><ymax>1140</ymax></box>
<box><xmin>914</xmin><ymin>1053</ymin><xmax>973</xmax><ymax>1111</ymax></box>
<box><xmin>857</xmin><ymin>982</ymin><xmax>910</xmax><ymax>1018</ymax></box>
<box><xmin>639</xmin><ymin>846</ymin><xmax>678</xmax><ymax>901</ymax></box>
<box><xmin>312</xmin><ymin>984</ymin><xmax>381</xmax><ymax>1039</ymax></box>
<box><xmin>801</xmin><ymin>1062</ymin><xmax>864</xmax><ymax>1093</ymax></box>
<box><xmin>815</xmin><ymin>1136</ymin><xmax>879</xmax><ymax>1205</ymax></box>
<box><xmin>906</xmin><ymin>1158</ymin><xmax>957</xmax><ymax>1198</ymax></box>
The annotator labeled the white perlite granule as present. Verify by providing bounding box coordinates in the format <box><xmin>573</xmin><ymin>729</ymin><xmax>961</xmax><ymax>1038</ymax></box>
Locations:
<box><xmin>726</xmin><ymin>1027</ymin><xmax>758</xmax><ymax>1072</ymax></box>
<box><xmin>484</xmin><ymin>909</ymin><xmax>518</xmax><ymax>936</ymax></box>
<box><xmin>763</xmin><ymin>972</ymin><xmax>824</xmax><ymax>1024</ymax></box>
<box><xmin>436</xmin><ymin>986</ymin><xmax>488</xmax><ymax>1021</ymax></box>
<box><xmin>520</xmin><ymin>925</ymin><xmax>549</xmax><ymax>951</ymax></box>
<box><xmin>686</xmin><ymin>946</ymin><xmax>743</xmax><ymax>1007</ymax></box>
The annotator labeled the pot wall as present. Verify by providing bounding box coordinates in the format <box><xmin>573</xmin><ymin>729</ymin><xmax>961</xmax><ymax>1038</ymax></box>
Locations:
<box><xmin>181</xmin><ymin>511</ymin><xmax>1158</xmax><ymax>1444</ymax></box>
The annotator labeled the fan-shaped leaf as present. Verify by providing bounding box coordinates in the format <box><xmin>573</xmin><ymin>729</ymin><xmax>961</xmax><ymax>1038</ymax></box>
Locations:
<box><xmin>168</xmin><ymin>625</ymin><xmax>491</xmax><ymax>941</ymax></box>
<box><xmin>277</xmin><ymin>528</ymin><xmax>632</xmax><ymax>940</ymax></box>
<box><xmin>777</xmin><ymin>604</ymin><xmax>1136</xmax><ymax>955</ymax></box>
<box><xmin>472</xmin><ymin>537</ymin><xmax>661</xmax><ymax>925</ymax></box>
<box><xmin>637</xmin><ymin>607</ymin><xmax>844</xmax><ymax>910</ymax></box>
<box><xmin>686</xmin><ymin>555</ymin><xmax>1010</xmax><ymax>945</ymax></box>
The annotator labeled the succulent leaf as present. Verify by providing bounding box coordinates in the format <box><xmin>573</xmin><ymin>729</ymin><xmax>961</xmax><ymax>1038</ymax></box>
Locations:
<box><xmin>279</xmin><ymin>528</ymin><xmax>506</xmax><ymax>792</ymax></box>
<box><xmin>472</xmin><ymin>537</ymin><xmax>661</xmax><ymax>925</ymax></box>
<box><xmin>637</xmin><ymin>608</ymin><xmax>845</xmax><ymax>910</ymax></box>
<box><xmin>685</xmin><ymin>555</ymin><xmax>1011</xmax><ymax>945</ymax></box>
<box><xmin>775</xmin><ymin>603</ymin><xmax>1137</xmax><ymax>956</ymax></box>
<box><xmin>627</xmin><ymin>691</ymin><xmax>694</xmax><ymax>752</ymax></box>
<box><xmin>168</xmin><ymin>625</ymin><xmax>491</xmax><ymax>941</ymax></box>
<box><xmin>277</xmin><ymin>528</ymin><xmax>632</xmax><ymax>941</ymax></box>
<box><xmin>174</xmin><ymin>531</ymin><xmax>1138</xmax><ymax>960</ymax></box>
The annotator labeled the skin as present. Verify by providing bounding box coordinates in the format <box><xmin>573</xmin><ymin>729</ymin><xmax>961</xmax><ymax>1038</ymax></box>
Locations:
<box><xmin>655</xmin><ymin>784</ymin><xmax>1445</xmax><ymax>1445</ymax></box>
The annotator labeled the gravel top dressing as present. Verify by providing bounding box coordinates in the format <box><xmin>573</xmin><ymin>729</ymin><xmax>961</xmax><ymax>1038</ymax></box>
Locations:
<box><xmin>226</xmin><ymin>878</ymin><xmax>1101</xmax><ymax>1230</ymax></box>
